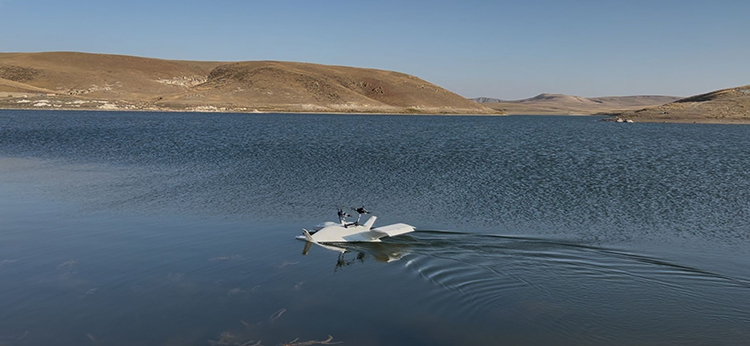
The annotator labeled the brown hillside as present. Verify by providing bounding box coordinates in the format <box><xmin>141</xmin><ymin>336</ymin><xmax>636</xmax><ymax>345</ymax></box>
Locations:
<box><xmin>616</xmin><ymin>85</ymin><xmax>750</xmax><ymax>123</ymax></box>
<box><xmin>473</xmin><ymin>93</ymin><xmax>679</xmax><ymax>115</ymax></box>
<box><xmin>0</xmin><ymin>52</ymin><xmax>497</xmax><ymax>114</ymax></box>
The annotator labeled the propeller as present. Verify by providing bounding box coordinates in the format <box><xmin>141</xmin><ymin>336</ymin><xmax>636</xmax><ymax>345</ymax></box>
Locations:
<box><xmin>337</xmin><ymin>208</ymin><xmax>351</xmax><ymax>218</ymax></box>
<box><xmin>352</xmin><ymin>206</ymin><xmax>370</xmax><ymax>215</ymax></box>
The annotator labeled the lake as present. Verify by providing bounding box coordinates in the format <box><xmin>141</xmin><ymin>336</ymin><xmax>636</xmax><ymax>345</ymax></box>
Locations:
<box><xmin>1</xmin><ymin>110</ymin><xmax>749</xmax><ymax>346</ymax></box>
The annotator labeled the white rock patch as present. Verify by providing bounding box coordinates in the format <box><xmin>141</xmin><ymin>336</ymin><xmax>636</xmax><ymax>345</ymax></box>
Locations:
<box><xmin>98</xmin><ymin>103</ymin><xmax>119</xmax><ymax>110</ymax></box>
<box><xmin>157</xmin><ymin>76</ymin><xmax>207</xmax><ymax>87</ymax></box>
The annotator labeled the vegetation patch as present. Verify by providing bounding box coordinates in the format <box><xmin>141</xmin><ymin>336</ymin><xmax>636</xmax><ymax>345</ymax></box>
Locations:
<box><xmin>0</xmin><ymin>65</ymin><xmax>41</xmax><ymax>82</ymax></box>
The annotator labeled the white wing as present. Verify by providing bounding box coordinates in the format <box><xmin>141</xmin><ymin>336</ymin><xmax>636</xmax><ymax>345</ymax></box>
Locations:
<box><xmin>371</xmin><ymin>223</ymin><xmax>415</xmax><ymax>239</ymax></box>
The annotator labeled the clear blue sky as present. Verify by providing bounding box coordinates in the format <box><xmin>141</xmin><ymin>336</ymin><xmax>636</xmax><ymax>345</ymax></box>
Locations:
<box><xmin>1</xmin><ymin>0</ymin><xmax>748</xmax><ymax>99</ymax></box>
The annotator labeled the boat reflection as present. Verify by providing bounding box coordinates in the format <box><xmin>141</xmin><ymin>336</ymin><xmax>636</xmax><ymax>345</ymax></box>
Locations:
<box><xmin>301</xmin><ymin>241</ymin><xmax>410</xmax><ymax>271</ymax></box>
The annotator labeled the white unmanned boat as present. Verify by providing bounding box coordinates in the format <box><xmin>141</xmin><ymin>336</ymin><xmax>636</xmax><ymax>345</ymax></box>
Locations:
<box><xmin>296</xmin><ymin>207</ymin><xmax>415</xmax><ymax>244</ymax></box>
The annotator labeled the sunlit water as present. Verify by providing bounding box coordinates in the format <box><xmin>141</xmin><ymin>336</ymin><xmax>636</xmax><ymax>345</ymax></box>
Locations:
<box><xmin>1</xmin><ymin>110</ymin><xmax>749</xmax><ymax>345</ymax></box>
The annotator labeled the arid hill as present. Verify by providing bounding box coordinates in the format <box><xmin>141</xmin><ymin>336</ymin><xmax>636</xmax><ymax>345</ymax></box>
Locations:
<box><xmin>472</xmin><ymin>93</ymin><xmax>680</xmax><ymax>115</ymax></box>
<box><xmin>0</xmin><ymin>52</ymin><xmax>498</xmax><ymax>114</ymax></box>
<box><xmin>614</xmin><ymin>85</ymin><xmax>750</xmax><ymax>123</ymax></box>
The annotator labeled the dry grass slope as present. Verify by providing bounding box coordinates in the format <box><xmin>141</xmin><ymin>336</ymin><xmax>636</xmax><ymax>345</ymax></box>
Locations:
<box><xmin>616</xmin><ymin>85</ymin><xmax>750</xmax><ymax>123</ymax></box>
<box><xmin>0</xmin><ymin>52</ymin><xmax>498</xmax><ymax>114</ymax></box>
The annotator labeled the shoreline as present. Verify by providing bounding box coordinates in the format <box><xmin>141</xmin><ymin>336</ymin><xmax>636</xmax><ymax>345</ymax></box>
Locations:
<box><xmin>602</xmin><ymin>115</ymin><xmax>750</xmax><ymax>125</ymax></box>
<box><xmin>0</xmin><ymin>105</ymin><xmax>506</xmax><ymax>116</ymax></box>
<box><xmin>4</xmin><ymin>105</ymin><xmax>749</xmax><ymax>124</ymax></box>
<box><xmin>0</xmin><ymin>93</ymin><xmax>503</xmax><ymax>116</ymax></box>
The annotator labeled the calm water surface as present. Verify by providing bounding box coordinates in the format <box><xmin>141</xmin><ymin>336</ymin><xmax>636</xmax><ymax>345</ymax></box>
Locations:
<box><xmin>1</xmin><ymin>110</ymin><xmax>749</xmax><ymax>345</ymax></box>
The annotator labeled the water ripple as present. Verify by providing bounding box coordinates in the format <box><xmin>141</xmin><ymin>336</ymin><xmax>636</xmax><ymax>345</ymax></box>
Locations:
<box><xmin>394</xmin><ymin>231</ymin><xmax>750</xmax><ymax>327</ymax></box>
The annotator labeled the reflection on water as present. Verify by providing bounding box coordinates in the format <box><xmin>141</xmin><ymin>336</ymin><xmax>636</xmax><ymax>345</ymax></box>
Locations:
<box><xmin>1</xmin><ymin>110</ymin><xmax>750</xmax><ymax>345</ymax></box>
<box><xmin>301</xmin><ymin>240</ymin><xmax>410</xmax><ymax>272</ymax></box>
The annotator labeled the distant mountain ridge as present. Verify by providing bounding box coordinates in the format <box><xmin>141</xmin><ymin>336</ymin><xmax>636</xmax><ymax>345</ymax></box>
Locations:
<box><xmin>471</xmin><ymin>97</ymin><xmax>504</xmax><ymax>103</ymax></box>
<box><xmin>0</xmin><ymin>52</ymin><xmax>498</xmax><ymax>114</ymax></box>
<box><xmin>472</xmin><ymin>93</ymin><xmax>681</xmax><ymax>115</ymax></box>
